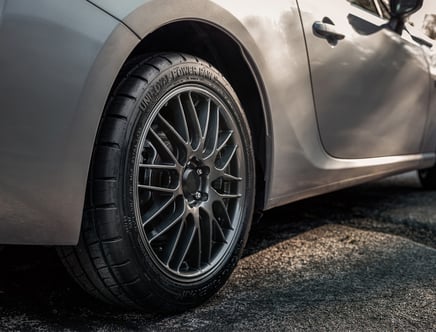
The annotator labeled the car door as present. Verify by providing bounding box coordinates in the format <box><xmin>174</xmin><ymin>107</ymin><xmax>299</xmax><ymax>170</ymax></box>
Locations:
<box><xmin>297</xmin><ymin>0</ymin><xmax>430</xmax><ymax>159</ymax></box>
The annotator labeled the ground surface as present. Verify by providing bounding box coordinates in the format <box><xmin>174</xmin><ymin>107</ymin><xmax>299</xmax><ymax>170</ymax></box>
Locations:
<box><xmin>0</xmin><ymin>172</ymin><xmax>435</xmax><ymax>331</ymax></box>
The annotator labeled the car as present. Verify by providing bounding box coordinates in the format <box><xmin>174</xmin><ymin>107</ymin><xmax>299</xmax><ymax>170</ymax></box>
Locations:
<box><xmin>0</xmin><ymin>0</ymin><xmax>434</xmax><ymax>312</ymax></box>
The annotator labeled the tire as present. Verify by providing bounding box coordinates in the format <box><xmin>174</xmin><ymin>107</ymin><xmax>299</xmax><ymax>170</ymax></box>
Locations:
<box><xmin>57</xmin><ymin>53</ymin><xmax>255</xmax><ymax>312</ymax></box>
<box><xmin>418</xmin><ymin>167</ymin><xmax>436</xmax><ymax>189</ymax></box>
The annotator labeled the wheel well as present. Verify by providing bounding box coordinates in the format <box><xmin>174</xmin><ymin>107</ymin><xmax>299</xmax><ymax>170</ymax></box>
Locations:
<box><xmin>128</xmin><ymin>21</ymin><xmax>268</xmax><ymax>209</ymax></box>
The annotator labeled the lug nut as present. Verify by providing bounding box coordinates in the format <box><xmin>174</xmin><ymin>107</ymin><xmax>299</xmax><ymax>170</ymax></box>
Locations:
<box><xmin>194</xmin><ymin>192</ymin><xmax>202</xmax><ymax>200</ymax></box>
<box><xmin>196</xmin><ymin>168</ymin><xmax>203</xmax><ymax>176</ymax></box>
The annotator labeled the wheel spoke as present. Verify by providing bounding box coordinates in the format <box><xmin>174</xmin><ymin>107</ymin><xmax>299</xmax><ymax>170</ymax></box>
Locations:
<box><xmin>212</xmin><ymin>218</ymin><xmax>227</xmax><ymax>244</ymax></box>
<box><xmin>156</xmin><ymin>113</ymin><xmax>188</xmax><ymax>146</ymax></box>
<box><xmin>149</xmin><ymin>202</ymin><xmax>186</xmax><ymax>242</ymax></box>
<box><xmin>217</xmin><ymin>193</ymin><xmax>242</xmax><ymax>199</ymax></box>
<box><xmin>214</xmin><ymin>200</ymin><xmax>234</xmax><ymax>230</ymax></box>
<box><xmin>204</xmin><ymin>106</ymin><xmax>220</xmax><ymax>159</ymax></box>
<box><xmin>217</xmin><ymin>130</ymin><xmax>233</xmax><ymax>152</ymax></box>
<box><xmin>211</xmin><ymin>187</ymin><xmax>242</xmax><ymax>200</ymax></box>
<box><xmin>164</xmin><ymin>219</ymin><xmax>185</xmax><ymax>266</ymax></box>
<box><xmin>149</xmin><ymin>128</ymin><xmax>179</xmax><ymax>164</ymax></box>
<box><xmin>174</xmin><ymin>223</ymin><xmax>197</xmax><ymax>272</ymax></box>
<box><xmin>183</xmin><ymin>92</ymin><xmax>203</xmax><ymax>149</ymax></box>
<box><xmin>199</xmin><ymin>207</ymin><xmax>213</xmax><ymax>263</ymax></box>
<box><xmin>194</xmin><ymin>213</ymin><xmax>202</xmax><ymax>269</ymax></box>
<box><xmin>142</xmin><ymin>195</ymin><xmax>176</xmax><ymax>226</ymax></box>
<box><xmin>216</xmin><ymin>145</ymin><xmax>238</xmax><ymax>171</ymax></box>
<box><xmin>199</xmin><ymin>98</ymin><xmax>211</xmax><ymax>140</ymax></box>
<box><xmin>139</xmin><ymin>163</ymin><xmax>178</xmax><ymax>170</ymax></box>
<box><xmin>138</xmin><ymin>183</ymin><xmax>179</xmax><ymax>194</ymax></box>
<box><xmin>222</xmin><ymin>173</ymin><xmax>242</xmax><ymax>181</ymax></box>
<box><xmin>173</xmin><ymin>95</ymin><xmax>190</xmax><ymax>142</ymax></box>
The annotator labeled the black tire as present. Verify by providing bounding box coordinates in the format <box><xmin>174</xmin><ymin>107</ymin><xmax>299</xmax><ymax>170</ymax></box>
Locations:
<box><xmin>57</xmin><ymin>53</ymin><xmax>255</xmax><ymax>312</ymax></box>
<box><xmin>418</xmin><ymin>167</ymin><xmax>436</xmax><ymax>189</ymax></box>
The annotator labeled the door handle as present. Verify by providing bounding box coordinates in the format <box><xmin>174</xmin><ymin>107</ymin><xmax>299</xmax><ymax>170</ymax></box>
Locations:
<box><xmin>313</xmin><ymin>21</ymin><xmax>346</xmax><ymax>41</ymax></box>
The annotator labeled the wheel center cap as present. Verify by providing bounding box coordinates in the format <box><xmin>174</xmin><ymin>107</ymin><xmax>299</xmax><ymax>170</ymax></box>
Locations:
<box><xmin>182</xmin><ymin>168</ymin><xmax>201</xmax><ymax>196</ymax></box>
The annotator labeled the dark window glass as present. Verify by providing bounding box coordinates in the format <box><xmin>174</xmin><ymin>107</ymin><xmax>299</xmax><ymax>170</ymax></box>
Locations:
<box><xmin>348</xmin><ymin>0</ymin><xmax>378</xmax><ymax>14</ymax></box>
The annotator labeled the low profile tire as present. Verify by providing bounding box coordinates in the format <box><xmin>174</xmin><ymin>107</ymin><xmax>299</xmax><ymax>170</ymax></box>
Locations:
<box><xmin>58</xmin><ymin>53</ymin><xmax>255</xmax><ymax>312</ymax></box>
<box><xmin>418</xmin><ymin>167</ymin><xmax>436</xmax><ymax>189</ymax></box>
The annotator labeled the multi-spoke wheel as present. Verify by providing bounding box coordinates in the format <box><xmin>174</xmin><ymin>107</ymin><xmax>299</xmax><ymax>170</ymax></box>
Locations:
<box><xmin>136</xmin><ymin>85</ymin><xmax>247</xmax><ymax>281</ymax></box>
<box><xmin>58</xmin><ymin>53</ymin><xmax>255</xmax><ymax>312</ymax></box>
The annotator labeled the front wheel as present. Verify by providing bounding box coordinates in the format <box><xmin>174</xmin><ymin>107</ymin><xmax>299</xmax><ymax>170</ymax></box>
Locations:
<box><xmin>58</xmin><ymin>53</ymin><xmax>255</xmax><ymax>312</ymax></box>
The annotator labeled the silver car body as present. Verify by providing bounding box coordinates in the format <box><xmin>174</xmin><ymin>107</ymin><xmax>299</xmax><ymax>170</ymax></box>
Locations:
<box><xmin>0</xmin><ymin>0</ymin><xmax>434</xmax><ymax>244</ymax></box>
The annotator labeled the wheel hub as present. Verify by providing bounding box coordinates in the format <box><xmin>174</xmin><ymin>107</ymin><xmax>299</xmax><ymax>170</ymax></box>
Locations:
<box><xmin>182</xmin><ymin>159</ymin><xmax>209</xmax><ymax>204</ymax></box>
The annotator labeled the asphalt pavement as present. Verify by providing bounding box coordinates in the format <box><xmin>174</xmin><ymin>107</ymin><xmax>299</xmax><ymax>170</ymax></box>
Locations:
<box><xmin>0</xmin><ymin>172</ymin><xmax>435</xmax><ymax>331</ymax></box>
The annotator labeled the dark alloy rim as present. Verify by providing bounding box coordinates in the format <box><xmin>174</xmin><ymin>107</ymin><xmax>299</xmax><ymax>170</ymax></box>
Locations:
<box><xmin>133</xmin><ymin>85</ymin><xmax>247</xmax><ymax>282</ymax></box>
